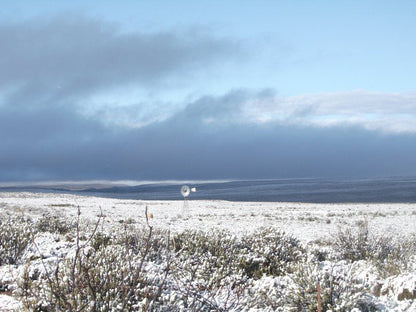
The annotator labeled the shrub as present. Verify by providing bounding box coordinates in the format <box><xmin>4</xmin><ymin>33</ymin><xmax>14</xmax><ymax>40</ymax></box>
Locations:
<box><xmin>170</xmin><ymin>230</ymin><xmax>245</xmax><ymax>311</ymax></box>
<box><xmin>172</xmin><ymin>230</ymin><xmax>243</xmax><ymax>282</ymax></box>
<box><xmin>286</xmin><ymin>262</ymin><xmax>377</xmax><ymax>312</ymax></box>
<box><xmin>0</xmin><ymin>215</ymin><xmax>34</xmax><ymax>265</ymax></box>
<box><xmin>117</xmin><ymin>225</ymin><xmax>170</xmax><ymax>264</ymax></box>
<box><xmin>333</xmin><ymin>221</ymin><xmax>416</xmax><ymax>277</ymax></box>
<box><xmin>19</xmin><ymin>207</ymin><xmax>171</xmax><ymax>312</ymax></box>
<box><xmin>10</xmin><ymin>208</ymin><xmax>414</xmax><ymax>312</ymax></box>
<box><xmin>239</xmin><ymin>228</ymin><xmax>305</xmax><ymax>278</ymax></box>
<box><xmin>333</xmin><ymin>221</ymin><xmax>372</xmax><ymax>262</ymax></box>
<box><xmin>372</xmin><ymin>235</ymin><xmax>416</xmax><ymax>278</ymax></box>
<box><xmin>35</xmin><ymin>213</ymin><xmax>73</xmax><ymax>235</ymax></box>
<box><xmin>21</xmin><ymin>245</ymin><xmax>169</xmax><ymax>311</ymax></box>
<box><xmin>91</xmin><ymin>232</ymin><xmax>113</xmax><ymax>250</ymax></box>
<box><xmin>168</xmin><ymin>229</ymin><xmax>305</xmax><ymax>310</ymax></box>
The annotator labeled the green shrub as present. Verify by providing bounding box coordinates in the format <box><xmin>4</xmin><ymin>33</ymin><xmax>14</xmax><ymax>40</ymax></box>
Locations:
<box><xmin>117</xmin><ymin>226</ymin><xmax>170</xmax><ymax>263</ymax></box>
<box><xmin>10</xmin><ymin>209</ymin><xmax>413</xmax><ymax>312</ymax></box>
<box><xmin>172</xmin><ymin>230</ymin><xmax>242</xmax><ymax>285</ymax></box>
<box><xmin>286</xmin><ymin>262</ymin><xmax>376</xmax><ymax>312</ymax></box>
<box><xmin>170</xmin><ymin>230</ymin><xmax>245</xmax><ymax>311</ymax></box>
<box><xmin>20</xmin><ymin>226</ymin><xmax>170</xmax><ymax>311</ymax></box>
<box><xmin>19</xmin><ymin>206</ymin><xmax>171</xmax><ymax>312</ymax></box>
<box><xmin>333</xmin><ymin>221</ymin><xmax>416</xmax><ymax>277</ymax></box>
<box><xmin>333</xmin><ymin>221</ymin><xmax>372</xmax><ymax>262</ymax></box>
<box><xmin>91</xmin><ymin>232</ymin><xmax>113</xmax><ymax>250</ymax></box>
<box><xmin>35</xmin><ymin>213</ymin><xmax>73</xmax><ymax>235</ymax></box>
<box><xmin>239</xmin><ymin>228</ymin><xmax>305</xmax><ymax>278</ymax></box>
<box><xmin>0</xmin><ymin>215</ymin><xmax>34</xmax><ymax>265</ymax></box>
<box><xmin>21</xmin><ymin>245</ymin><xmax>169</xmax><ymax>311</ymax></box>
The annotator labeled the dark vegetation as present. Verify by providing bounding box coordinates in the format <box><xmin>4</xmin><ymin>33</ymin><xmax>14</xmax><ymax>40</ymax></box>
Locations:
<box><xmin>0</xmin><ymin>210</ymin><xmax>415</xmax><ymax>311</ymax></box>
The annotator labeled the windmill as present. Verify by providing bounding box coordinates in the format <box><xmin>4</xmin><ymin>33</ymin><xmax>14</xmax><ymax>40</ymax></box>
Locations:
<box><xmin>181</xmin><ymin>185</ymin><xmax>196</xmax><ymax>215</ymax></box>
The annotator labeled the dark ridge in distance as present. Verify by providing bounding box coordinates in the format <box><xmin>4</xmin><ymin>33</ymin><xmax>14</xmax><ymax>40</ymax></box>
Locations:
<box><xmin>1</xmin><ymin>176</ymin><xmax>416</xmax><ymax>203</ymax></box>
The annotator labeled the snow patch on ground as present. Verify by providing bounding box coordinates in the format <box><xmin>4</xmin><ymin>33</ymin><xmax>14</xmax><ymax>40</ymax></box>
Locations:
<box><xmin>0</xmin><ymin>192</ymin><xmax>415</xmax><ymax>311</ymax></box>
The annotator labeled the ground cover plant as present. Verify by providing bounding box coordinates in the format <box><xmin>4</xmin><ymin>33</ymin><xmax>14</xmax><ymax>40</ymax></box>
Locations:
<box><xmin>0</xmin><ymin>215</ymin><xmax>34</xmax><ymax>266</ymax></box>
<box><xmin>0</xmin><ymin>207</ymin><xmax>415</xmax><ymax>311</ymax></box>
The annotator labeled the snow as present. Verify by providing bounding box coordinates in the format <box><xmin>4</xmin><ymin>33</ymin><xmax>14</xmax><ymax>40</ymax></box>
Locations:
<box><xmin>0</xmin><ymin>192</ymin><xmax>416</xmax><ymax>311</ymax></box>
<box><xmin>1</xmin><ymin>192</ymin><xmax>416</xmax><ymax>242</ymax></box>
<box><xmin>0</xmin><ymin>294</ymin><xmax>21</xmax><ymax>311</ymax></box>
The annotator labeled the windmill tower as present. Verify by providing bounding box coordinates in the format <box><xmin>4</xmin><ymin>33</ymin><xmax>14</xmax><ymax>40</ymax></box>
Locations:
<box><xmin>181</xmin><ymin>185</ymin><xmax>196</xmax><ymax>216</ymax></box>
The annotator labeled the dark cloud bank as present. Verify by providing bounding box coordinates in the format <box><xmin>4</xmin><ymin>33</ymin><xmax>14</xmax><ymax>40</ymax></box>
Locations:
<box><xmin>2</xmin><ymin>92</ymin><xmax>416</xmax><ymax>182</ymax></box>
<box><xmin>1</xmin><ymin>15</ymin><xmax>415</xmax><ymax>182</ymax></box>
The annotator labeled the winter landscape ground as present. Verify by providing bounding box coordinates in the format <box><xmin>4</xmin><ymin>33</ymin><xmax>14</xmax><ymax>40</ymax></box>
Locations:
<box><xmin>0</xmin><ymin>192</ymin><xmax>415</xmax><ymax>311</ymax></box>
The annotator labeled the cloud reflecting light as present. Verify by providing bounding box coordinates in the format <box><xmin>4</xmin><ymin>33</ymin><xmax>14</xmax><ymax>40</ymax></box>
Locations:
<box><xmin>0</xmin><ymin>14</ymin><xmax>415</xmax><ymax>181</ymax></box>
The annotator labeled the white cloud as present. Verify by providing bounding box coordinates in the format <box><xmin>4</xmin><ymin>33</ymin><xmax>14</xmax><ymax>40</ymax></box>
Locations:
<box><xmin>242</xmin><ymin>90</ymin><xmax>416</xmax><ymax>133</ymax></box>
<box><xmin>84</xmin><ymin>89</ymin><xmax>416</xmax><ymax>134</ymax></box>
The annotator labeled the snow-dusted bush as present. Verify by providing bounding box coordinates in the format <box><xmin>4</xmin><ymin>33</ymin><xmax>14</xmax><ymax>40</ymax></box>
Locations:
<box><xmin>35</xmin><ymin>213</ymin><xmax>73</xmax><ymax>235</ymax></box>
<box><xmin>333</xmin><ymin>220</ymin><xmax>373</xmax><ymax>262</ymax></box>
<box><xmin>242</xmin><ymin>275</ymin><xmax>290</xmax><ymax>310</ymax></box>
<box><xmin>170</xmin><ymin>230</ymin><xmax>245</xmax><ymax>311</ymax></box>
<box><xmin>286</xmin><ymin>262</ymin><xmax>378</xmax><ymax>312</ymax></box>
<box><xmin>4</xmin><ymin>211</ymin><xmax>414</xmax><ymax>311</ymax></box>
<box><xmin>117</xmin><ymin>225</ymin><xmax>170</xmax><ymax>263</ymax></box>
<box><xmin>239</xmin><ymin>228</ymin><xmax>305</xmax><ymax>278</ymax></box>
<box><xmin>91</xmin><ymin>231</ymin><xmax>113</xmax><ymax>250</ymax></box>
<box><xmin>19</xmin><ymin>209</ymin><xmax>171</xmax><ymax>312</ymax></box>
<box><xmin>0</xmin><ymin>215</ymin><xmax>34</xmax><ymax>265</ymax></box>
<box><xmin>166</xmin><ymin>228</ymin><xmax>305</xmax><ymax>310</ymax></box>
<box><xmin>21</xmin><ymin>244</ymin><xmax>169</xmax><ymax>311</ymax></box>
<box><xmin>333</xmin><ymin>221</ymin><xmax>416</xmax><ymax>278</ymax></box>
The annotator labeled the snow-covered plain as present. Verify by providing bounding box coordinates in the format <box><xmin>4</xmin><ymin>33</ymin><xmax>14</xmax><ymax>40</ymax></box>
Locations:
<box><xmin>0</xmin><ymin>192</ymin><xmax>416</xmax><ymax>311</ymax></box>
<box><xmin>1</xmin><ymin>192</ymin><xmax>416</xmax><ymax>241</ymax></box>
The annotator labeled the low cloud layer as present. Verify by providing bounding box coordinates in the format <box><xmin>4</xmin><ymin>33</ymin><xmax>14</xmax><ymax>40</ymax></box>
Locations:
<box><xmin>241</xmin><ymin>90</ymin><xmax>416</xmax><ymax>133</ymax></box>
<box><xmin>89</xmin><ymin>89</ymin><xmax>416</xmax><ymax>134</ymax></box>
<box><xmin>246</xmin><ymin>91</ymin><xmax>416</xmax><ymax>133</ymax></box>
<box><xmin>1</xmin><ymin>89</ymin><xmax>416</xmax><ymax>181</ymax></box>
<box><xmin>1</xmin><ymin>15</ymin><xmax>415</xmax><ymax>181</ymax></box>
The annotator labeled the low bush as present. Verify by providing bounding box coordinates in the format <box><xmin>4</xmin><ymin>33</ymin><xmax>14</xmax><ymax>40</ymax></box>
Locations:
<box><xmin>286</xmin><ymin>262</ymin><xmax>378</xmax><ymax>312</ymax></box>
<box><xmin>0</xmin><ymin>215</ymin><xmax>34</xmax><ymax>265</ymax></box>
<box><xmin>333</xmin><ymin>221</ymin><xmax>372</xmax><ymax>262</ymax></box>
<box><xmin>35</xmin><ymin>213</ymin><xmax>73</xmax><ymax>235</ymax></box>
<box><xmin>333</xmin><ymin>221</ymin><xmax>416</xmax><ymax>277</ymax></box>
<box><xmin>3</xmin><ymin>211</ymin><xmax>413</xmax><ymax>311</ymax></box>
<box><xmin>239</xmin><ymin>228</ymin><xmax>305</xmax><ymax>278</ymax></box>
<box><xmin>21</xmin><ymin>245</ymin><xmax>169</xmax><ymax>311</ymax></box>
<box><xmin>20</xmin><ymin>210</ymin><xmax>171</xmax><ymax>312</ymax></box>
<box><xmin>117</xmin><ymin>226</ymin><xmax>170</xmax><ymax>263</ymax></box>
<box><xmin>170</xmin><ymin>230</ymin><xmax>245</xmax><ymax>310</ymax></box>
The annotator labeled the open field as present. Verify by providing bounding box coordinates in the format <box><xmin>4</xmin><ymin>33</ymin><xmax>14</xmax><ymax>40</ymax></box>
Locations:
<box><xmin>0</xmin><ymin>192</ymin><xmax>415</xmax><ymax>311</ymax></box>
<box><xmin>1</xmin><ymin>192</ymin><xmax>416</xmax><ymax>242</ymax></box>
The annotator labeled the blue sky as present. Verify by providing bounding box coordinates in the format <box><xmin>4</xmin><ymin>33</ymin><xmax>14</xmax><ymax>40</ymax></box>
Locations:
<box><xmin>0</xmin><ymin>1</ymin><xmax>416</xmax><ymax>181</ymax></box>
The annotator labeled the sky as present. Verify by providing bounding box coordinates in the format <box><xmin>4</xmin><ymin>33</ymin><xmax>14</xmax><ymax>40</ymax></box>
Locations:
<box><xmin>0</xmin><ymin>0</ymin><xmax>416</xmax><ymax>182</ymax></box>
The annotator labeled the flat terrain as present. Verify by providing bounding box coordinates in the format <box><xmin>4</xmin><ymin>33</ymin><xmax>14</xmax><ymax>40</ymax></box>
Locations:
<box><xmin>0</xmin><ymin>192</ymin><xmax>415</xmax><ymax>311</ymax></box>
<box><xmin>1</xmin><ymin>192</ymin><xmax>416</xmax><ymax>242</ymax></box>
